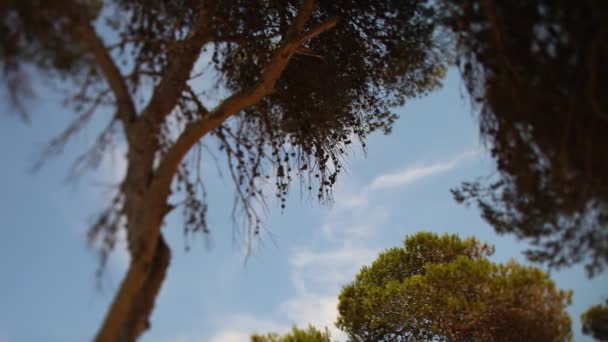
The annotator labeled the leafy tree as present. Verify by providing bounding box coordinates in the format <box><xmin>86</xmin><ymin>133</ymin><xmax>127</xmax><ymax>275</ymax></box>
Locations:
<box><xmin>443</xmin><ymin>0</ymin><xmax>608</xmax><ymax>275</ymax></box>
<box><xmin>251</xmin><ymin>325</ymin><xmax>331</xmax><ymax>342</ymax></box>
<box><xmin>582</xmin><ymin>300</ymin><xmax>608</xmax><ymax>341</ymax></box>
<box><xmin>1</xmin><ymin>0</ymin><xmax>446</xmax><ymax>340</ymax></box>
<box><xmin>337</xmin><ymin>232</ymin><xmax>573</xmax><ymax>341</ymax></box>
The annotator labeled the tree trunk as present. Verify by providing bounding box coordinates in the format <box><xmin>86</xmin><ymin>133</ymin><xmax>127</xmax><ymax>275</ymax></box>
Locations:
<box><xmin>121</xmin><ymin>236</ymin><xmax>171</xmax><ymax>340</ymax></box>
<box><xmin>94</xmin><ymin>234</ymin><xmax>170</xmax><ymax>342</ymax></box>
<box><xmin>95</xmin><ymin>131</ymin><xmax>172</xmax><ymax>341</ymax></box>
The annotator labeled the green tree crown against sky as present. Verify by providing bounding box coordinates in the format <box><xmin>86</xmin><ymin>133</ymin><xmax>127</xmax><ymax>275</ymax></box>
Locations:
<box><xmin>337</xmin><ymin>232</ymin><xmax>573</xmax><ymax>342</ymax></box>
<box><xmin>252</xmin><ymin>325</ymin><xmax>331</xmax><ymax>342</ymax></box>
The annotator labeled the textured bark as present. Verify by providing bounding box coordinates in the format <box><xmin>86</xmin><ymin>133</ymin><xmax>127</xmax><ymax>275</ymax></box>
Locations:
<box><xmin>95</xmin><ymin>148</ymin><xmax>169</xmax><ymax>342</ymax></box>
<box><xmin>95</xmin><ymin>234</ymin><xmax>170</xmax><ymax>342</ymax></box>
<box><xmin>94</xmin><ymin>237</ymin><xmax>160</xmax><ymax>341</ymax></box>
<box><xmin>120</xmin><ymin>236</ymin><xmax>171</xmax><ymax>341</ymax></box>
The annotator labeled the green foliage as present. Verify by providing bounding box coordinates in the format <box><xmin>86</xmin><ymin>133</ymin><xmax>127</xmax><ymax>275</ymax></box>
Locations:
<box><xmin>251</xmin><ymin>325</ymin><xmax>331</xmax><ymax>342</ymax></box>
<box><xmin>0</xmin><ymin>0</ymin><xmax>102</xmax><ymax>118</ymax></box>
<box><xmin>224</xmin><ymin>0</ymin><xmax>445</xmax><ymax>138</ymax></box>
<box><xmin>444</xmin><ymin>0</ymin><xmax>608</xmax><ymax>275</ymax></box>
<box><xmin>206</xmin><ymin>0</ymin><xmax>447</xmax><ymax>207</ymax></box>
<box><xmin>337</xmin><ymin>232</ymin><xmax>572</xmax><ymax>342</ymax></box>
<box><xmin>582</xmin><ymin>300</ymin><xmax>608</xmax><ymax>341</ymax></box>
<box><xmin>349</xmin><ymin>232</ymin><xmax>494</xmax><ymax>288</ymax></box>
<box><xmin>0</xmin><ymin>0</ymin><xmax>100</xmax><ymax>72</ymax></box>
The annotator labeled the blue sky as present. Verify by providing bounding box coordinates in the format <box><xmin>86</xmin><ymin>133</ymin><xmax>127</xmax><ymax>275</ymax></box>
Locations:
<box><xmin>0</xmin><ymin>70</ymin><xmax>606</xmax><ymax>342</ymax></box>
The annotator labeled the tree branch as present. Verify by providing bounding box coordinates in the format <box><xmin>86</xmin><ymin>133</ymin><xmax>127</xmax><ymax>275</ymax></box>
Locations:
<box><xmin>185</xmin><ymin>84</ymin><xmax>209</xmax><ymax>116</ymax></box>
<box><xmin>138</xmin><ymin>3</ymin><xmax>213</xmax><ymax>127</ymax></box>
<box><xmin>71</xmin><ymin>16</ymin><xmax>137</xmax><ymax>129</ymax></box>
<box><xmin>296</xmin><ymin>16</ymin><xmax>339</xmax><ymax>45</ymax></box>
<box><xmin>287</xmin><ymin>0</ymin><xmax>316</xmax><ymax>40</ymax></box>
<box><xmin>150</xmin><ymin>11</ymin><xmax>338</xmax><ymax>203</ymax></box>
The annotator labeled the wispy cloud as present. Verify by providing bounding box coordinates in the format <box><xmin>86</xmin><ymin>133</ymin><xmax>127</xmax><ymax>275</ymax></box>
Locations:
<box><xmin>94</xmin><ymin>145</ymin><xmax>130</xmax><ymax>276</ymax></box>
<box><xmin>279</xmin><ymin>295</ymin><xmax>346</xmax><ymax>340</ymax></box>
<box><xmin>320</xmin><ymin>149</ymin><xmax>477</xmax><ymax>240</ymax></box>
<box><xmin>208</xmin><ymin>314</ymin><xmax>289</xmax><ymax>342</ymax></box>
<box><xmin>321</xmin><ymin>205</ymin><xmax>388</xmax><ymax>241</ymax></box>
<box><xmin>88</xmin><ymin>225</ymin><xmax>130</xmax><ymax>278</ymax></box>
<box><xmin>368</xmin><ymin>149</ymin><xmax>478</xmax><ymax>191</ymax></box>
<box><xmin>289</xmin><ymin>245</ymin><xmax>378</xmax><ymax>294</ymax></box>
<box><xmin>276</xmin><ymin>183</ymin><xmax>385</xmax><ymax>338</ymax></box>
<box><xmin>283</xmin><ymin>244</ymin><xmax>378</xmax><ymax>339</ymax></box>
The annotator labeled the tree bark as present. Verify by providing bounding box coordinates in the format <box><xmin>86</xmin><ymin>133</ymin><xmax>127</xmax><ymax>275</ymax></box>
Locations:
<box><xmin>120</xmin><ymin>236</ymin><xmax>171</xmax><ymax>341</ymax></box>
<box><xmin>94</xmin><ymin>141</ymin><xmax>168</xmax><ymax>341</ymax></box>
<box><xmin>94</xmin><ymin>229</ymin><xmax>168</xmax><ymax>342</ymax></box>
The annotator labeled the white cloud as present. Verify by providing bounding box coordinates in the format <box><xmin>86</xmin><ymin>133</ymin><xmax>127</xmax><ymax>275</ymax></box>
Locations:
<box><xmin>280</xmin><ymin>295</ymin><xmax>337</xmax><ymax>327</ymax></box>
<box><xmin>205</xmin><ymin>228</ymin><xmax>378</xmax><ymax>341</ymax></box>
<box><xmin>320</xmin><ymin>178</ymin><xmax>388</xmax><ymax>241</ymax></box>
<box><xmin>368</xmin><ymin>161</ymin><xmax>455</xmax><ymax>190</ymax></box>
<box><xmin>333</xmin><ymin>190</ymin><xmax>369</xmax><ymax>211</ymax></box>
<box><xmin>89</xmin><ymin>143</ymin><xmax>130</xmax><ymax>275</ymax></box>
<box><xmin>278</xmin><ymin>195</ymin><xmax>382</xmax><ymax>340</ymax></box>
<box><xmin>86</xmin><ymin>224</ymin><xmax>130</xmax><ymax>284</ymax></box>
<box><xmin>321</xmin><ymin>149</ymin><xmax>477</xmax><ymax>240</ymax></box>
<box><xmin>289</xmin><ymin>245</ymin><xmax>377</xmax><ymax>294</ymax></box>
<box><xmin>108</xmin><ymin>227</ymin><xmax>130</xmax><ymax>274</ymax></box>
<box><xmin>280</xmin><ymin>295</ymin><xmax>346</xmax><ymax>340</ymax></box>
<box><xmin>210</xmin><ymin>331</ymin><xmax>251</xmax><ymax>342</ymax></box>
<box><xmin>290</xmin><ymin>246</ymin><xmax>373</xmax><ymax>269</ymax></box>
<box><xmin>208</xmin><ymin>314</ymin><xmax>288</xmax><ymax>342</ymax></box>
<box><xmin>368</xmin><ymin>149</ymin><xmax>478</xmax><ymax>191</ymax></box>
<box><xmin>321</xmin><ymin>205</ymin><xmax>388</xmax><ymax>241</ymax></box>
<box><xmin>102</xmin><ymin>144</ymin><xmax>127</xmax><ymax>184</ymax></box>
<box><xmin>86</xmin><ymin>145</ymin><xmax>130</xmax><ymax>278</ymax></box>
<box><xmin>283</xmin><ymin>244</ymin><xmax>378</xmax><ymax>340</ymax></box>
